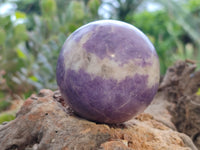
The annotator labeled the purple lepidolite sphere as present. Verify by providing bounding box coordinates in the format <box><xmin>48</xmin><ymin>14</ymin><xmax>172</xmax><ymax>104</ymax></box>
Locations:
<box><xmin>56</xmin><ymin>20</ymin><xmax>160</xmax><ymax>124</ymax></box>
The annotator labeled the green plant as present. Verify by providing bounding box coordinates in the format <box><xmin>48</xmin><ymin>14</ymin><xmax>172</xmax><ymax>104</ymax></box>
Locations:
<box><xmin>0</xmin><ymin>101</ymin><xmax>11</xmax><ymax>112</ymax></box>
<box><xmin>156</xmin><ymin>0</ymin><xmax>200</xmax><ymax>69</ymax></box>
<box><xmin>0</xmin><ymin>113</ymin><xmax>15</xmax><ymax>124</ymax></box>
<box><xmin>0</xmin><ymin>0</ymin><xmax>103</xmax><ymax>100</ymax></box>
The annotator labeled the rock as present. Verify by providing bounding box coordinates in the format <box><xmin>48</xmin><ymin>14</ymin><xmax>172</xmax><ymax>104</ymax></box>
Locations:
<box><xmin>0</xmin><ymin>61</ymin><xmax>198</xmax><ymax>150</ymax></box>
<box><xmin>157</xmin><ymin>60</ymin><xmax>200</xmax><ymax>149</ymax></box>
<box><xmin>0</xmin><ymin>88</ymin><xmax>197</xmax><ymax>150</ymax></box>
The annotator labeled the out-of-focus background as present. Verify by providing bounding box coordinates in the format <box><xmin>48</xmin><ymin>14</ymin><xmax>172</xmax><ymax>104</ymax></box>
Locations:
<box><xmin>0</xmin><ymin>0</ymin><xmax>200</xmax><ymax>122</ymax></box>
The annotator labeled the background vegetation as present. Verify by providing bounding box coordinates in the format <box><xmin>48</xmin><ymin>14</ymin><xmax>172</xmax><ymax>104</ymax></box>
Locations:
<box><xmin>0</xmin><ymin>0</ymin><xmax>200</xmax><ymax>115</ymax></box>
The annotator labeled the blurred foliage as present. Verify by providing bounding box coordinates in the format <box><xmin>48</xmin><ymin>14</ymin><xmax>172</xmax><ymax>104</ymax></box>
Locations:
<box><xmin>0</xmin><ymin>113</ymin><xmax>15</xmax><ymax>124</ymax></box>
<box><xmin>119</xmin><ymin>0</ymin><xmax>200</xmax><ymax>73</ymax></box>
<box><xmin>104</xmin><ymin>0</ymin><xmax>143</xmax><ymax>20</ymax></box>
<box><xmin>0</xmin><ymin>0</ymin><xmax>200</xmax><ymax>104</ymax></box>
<box><xmin>0</xmin><ymin>100</ymin><xmax>11</xmax><ymax>112</ymax></box>
<box><xmin>196</xmin><ymin>88</ymin><xmax>200</xmax><ymax>96</ymax></box>
<box><xmin>0</xmin><ymin>0</ymin><xmax>101</xmax><ymax>100</ymax></box>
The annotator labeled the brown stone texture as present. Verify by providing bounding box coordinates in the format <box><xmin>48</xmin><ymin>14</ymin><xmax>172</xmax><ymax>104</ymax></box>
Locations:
<box><xmin>0</xmin><ymin>61</ymin><xmax>199</xmax><ymax>150</ymax></box>
<box><xmin>157</xmin><ymin>60</ymin><xmax>200</xmax><ymax>149</ymax></box>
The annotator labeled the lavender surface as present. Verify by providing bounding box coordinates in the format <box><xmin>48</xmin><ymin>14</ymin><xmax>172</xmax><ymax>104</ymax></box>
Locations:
<box><xmin>56</xmin><ymin>20</ymin><xmax>160</xmax><ymax>123</ymax></box>
<box><xmin>62</xmin><ymin>69</ymin><xmax>158</xmax><ymax>123</ymax></box>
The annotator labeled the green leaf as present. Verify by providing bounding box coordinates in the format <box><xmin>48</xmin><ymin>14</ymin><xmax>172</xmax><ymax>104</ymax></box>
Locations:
<box><xmin>40</xmin><ymin>0</ymin><xmax>57</xmax><ymax>17</ymax></box>
<box><xmin>88</xmin><ymin>0</ymin><xmax>100</xmax><ymax>15</ymax></box>
<box><xmin>68</xmin><ymin>23</ymin><xmax>80</xmax><ymax>33</ymax></box>
<box><xmin>0</xmin><ymin>16</ymin><xmax>11</xmax><ymax>28</ymax></box>
<box><xmin>68</xmin><ymin>1</ymin><xmax>85</xmax><ymax>22</ymax></box>
<box><xmin>15</xmin><ymin>11</ymin><xmax>26</xmax><ymax>19</ymax></box>
<box><xmin>0</xmin><ymin>113</ymin><xmax>15</xmax><ymax>124</ymax></box>
<box><xmin>29</xmin><ymin>76</ymin><xmax>38</xmax><ymax>82</ymax></box>
<box><xmin>14</xmin><ymin>24</ymin><xmax>28</xmax><ymax>42</ymax></box>
<box><xmin>196</xmin><ymin>88</ymin><xmax>200</xmax><ymax>96</ymax></box>
<box><xmin>16</xmin><ymin>49</ymin><xmax>27</xmax><ymax>59</ymax></box>
<box><xmin>0</xmin><ymin>28</ymin><xmax>6</xmax><ymax>45</ymax></box>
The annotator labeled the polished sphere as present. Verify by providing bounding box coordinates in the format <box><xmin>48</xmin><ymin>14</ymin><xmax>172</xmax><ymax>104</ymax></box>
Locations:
<box><xmin>56</xmin><ymin>20</ymin><xmax>160</xmax><ymax>124</ymax></box>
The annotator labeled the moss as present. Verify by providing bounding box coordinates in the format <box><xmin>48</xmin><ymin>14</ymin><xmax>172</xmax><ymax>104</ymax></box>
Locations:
<box><xmin>0</xmin><ymin>113</ymin><xmax>15</xmax><ymax>124</ymax></box>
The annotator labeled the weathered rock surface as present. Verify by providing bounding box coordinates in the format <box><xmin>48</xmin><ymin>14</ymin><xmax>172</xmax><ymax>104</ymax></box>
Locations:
<box><xmin>0</xmin><ymin>61</ymin><xmax>199</xmax><ymax>150</ymax></box>
<box><xmin>158</xmin><ymin>60</ymin><xmax>200</xmax><ymax>149</ymax></box>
